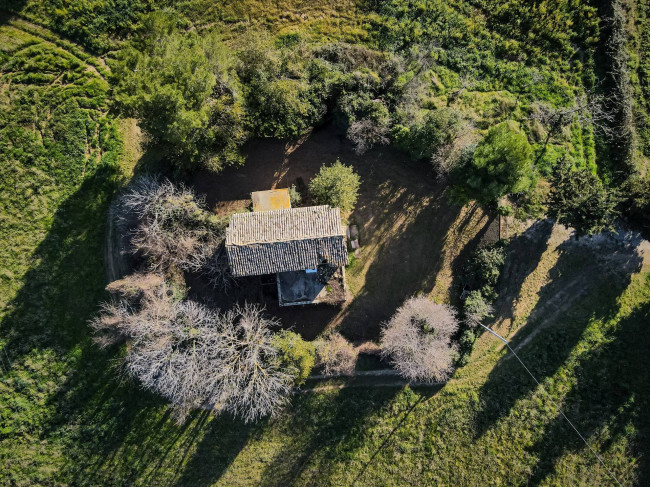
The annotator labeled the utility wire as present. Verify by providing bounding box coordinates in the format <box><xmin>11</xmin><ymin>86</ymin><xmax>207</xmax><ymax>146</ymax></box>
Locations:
<box><xmin>478</xmin><ymin>323</ymin><xmax>623</xmax><ymax>487</ymax></box>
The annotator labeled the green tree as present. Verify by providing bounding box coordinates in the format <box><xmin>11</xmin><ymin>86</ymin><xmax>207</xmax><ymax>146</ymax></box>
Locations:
<box><xmin>622</xmin><ymin>177</ymin><xmax>650</xmax><ymax>238</ymax></box>
<box><xmin>236</xmin><ymin>33</ymin><xmax>324</xmax><ymax>138</ymax></box>
<box><xmin>112</xmin><ymin>13</ymin><xmax>246</xmax><ymax>172</ymax></box>
<box><xmin>547</xmin><ymin>158</ymin><xmax>621</xmax><ymax>237</ymax></box>
<box><xmin>393</xmin><ymin>107</ymin><xmax>464</xmax><ymax>161</ymax></box>
<box><xmin>309</xmin><ymin>160</ymin><xmax>361</xmax><ymax>212</ymax></box>
<box><xmin>272</xmin><ymin>330</ymin><xmax>316</xmax><ymax>385</ymax></box>
<box><xmin>452</xmin><ymin>121</ymin><xmax>533</xmax><ymax>205</ymax></box>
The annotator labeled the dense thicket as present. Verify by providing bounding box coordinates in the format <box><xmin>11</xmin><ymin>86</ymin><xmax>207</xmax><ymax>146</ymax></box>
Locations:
<box><xmin>112</xmin><ymin>13</ymin><xmax>247</xmax><ymax>172</ymax></box>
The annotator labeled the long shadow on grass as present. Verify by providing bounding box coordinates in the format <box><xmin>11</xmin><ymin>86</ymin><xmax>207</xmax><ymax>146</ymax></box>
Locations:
<box><xmin>337</xmin><ymin>196</ymin><xmax>468</xmax><ymax>341</ymax></box>
<box><xmin>524</xmin><ymin>290</ymin><xmax>650</xmax><ymax>486</ymax></box>
<box><xmin>255</xmin><ymin>385</ymin><xmax>402</xmax><ymax>487</ymax></box>
<box><xmin>0</xmin><ymin>153</ymin><xmax>254</xmax><ymax>484</ymax></box>
<box><xmin>490</xmin><ymin>219</ymin><xmax>554</xmax><ymax>328</ymax></box>
<box><xmin>472</xmin><ymin>234</ymin><xmax>644</xmax><ymax>478</ymax></box>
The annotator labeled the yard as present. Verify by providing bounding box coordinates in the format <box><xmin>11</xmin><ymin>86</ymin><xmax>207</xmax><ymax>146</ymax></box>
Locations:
<box><xmin>191</xmin><ymin>125</ymin><xmax>497</xmax><ymax>341</ymax></box>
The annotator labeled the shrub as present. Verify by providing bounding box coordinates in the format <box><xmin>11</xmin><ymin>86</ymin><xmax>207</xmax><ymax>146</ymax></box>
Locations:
<box><xmin>272</xmin><ymin>330</ymin><xmax>316</xmax><ymax>385</ymax></box>
<box><xmin>466</xmin><ymin>243</ymin><xmax>506</xmax><ymax>300</ymax></box>
<box><xmin>547</xmin><ymin>158</ymin><xmax>621</xmax><ymax>237</ymax></box>
<box><xmin>463</xmin><ymin>290</ymin><xmax>495</xmax><ymax>327</ymax></box>
<box><xmin>393</xmin><ymin>108</ymin><xmax>465</xmax><ymax>162</ymax></box>
<box><xmin>451</xmin><ymin>121</ymin><xmax>534</xmax><ymax>205</ymax></box>
<box><xmin>289</xmin><ymin>184</ymin><xmax>302</xmax><ymax>207</ymax></box>
<box><xmin>380</xmin><ymin>296</ymin><xmax>459</xmax><ymax>382</ymax></box>
<box><xmin>315</xmin><ymin>333</ymin><xmax>357</xmax><ymax>375</ymax></box>
<box><xmin>309</xmin><ymin>160</ymin><xmax>361</xmax><ymax>212</ymax></box>
<box><xmin>340</xmin><ymin>92</ymin><xmax>391</xmax><ymax>154</ymax></box>
<box><xmin>622</xmin><ymin>177</ymin><xmax>650</xmax><ymax>238</ymax></box>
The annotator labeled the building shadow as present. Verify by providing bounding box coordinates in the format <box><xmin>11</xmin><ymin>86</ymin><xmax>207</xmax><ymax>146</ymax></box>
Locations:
<box><xmin>472</xmin><ymin>234</ymin><xmax>644</xmax><ymax>460</ymax></box>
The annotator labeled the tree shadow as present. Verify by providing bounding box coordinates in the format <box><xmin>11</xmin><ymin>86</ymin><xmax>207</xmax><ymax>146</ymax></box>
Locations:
<box><xmin>0</xmin><ymin>154</ymin><xmax>254</xmax><ymax>484</ymax></box>
<box><xmin>256</xmin><ymin>384</ymin><xmax>407</xmax><ymax>487</ymax></box>
<box><xmin>472</xmin><ymin>234</ymin><xmax>644</xmax><ymax>457</ymax></box>
<box><xmin>523</xmin><ymin>291</ymin><xmax>650</xmax><ymax>486</ymax></box>
<box><xmin>190</xmin><ymin>124</ymin><xmax>474</xmax><ymax>342</ymax></box>
<box><xmin>336</xmin><ymin>190</ymin><xmax>464</xmax><ymax>341</ymax></box>
<box><xmin>491</xmin><ymin>219</ymin><xmax>554</xmax><ymax>329</ymax></box>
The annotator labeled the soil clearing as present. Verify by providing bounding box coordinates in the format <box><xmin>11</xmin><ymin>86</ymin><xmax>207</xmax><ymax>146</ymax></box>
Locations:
<box><xmin>191</xmin><ymin>125</ymin><xmax>497</xmax><ymax>341</ymax></box>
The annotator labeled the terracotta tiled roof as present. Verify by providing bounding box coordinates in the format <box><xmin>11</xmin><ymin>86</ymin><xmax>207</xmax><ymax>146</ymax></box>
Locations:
<box><xmin>225</xmin><ymin>206</ymin><xmax>347</xmax><ymax>277</ymax></box>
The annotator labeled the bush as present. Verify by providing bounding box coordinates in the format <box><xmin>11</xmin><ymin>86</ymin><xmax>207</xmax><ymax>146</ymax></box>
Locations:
<box><xmin>466</xmin><ymin>243</ymin><xmax>506</xmax><ymax>300</ymax></box>
<box><xmin>463</xmin><ymin>290</ymin><xmax>494</xmax><ymax>327</ymax></box>
<box><xmin>451</xmin><ymin>121</ymin><xmax>534</xmax><ymax>205</ymax></box>
<box><xmin>315</xmin><ymin>333</ymin><xmax>357</xmax><ymax>375</ymax></box>
<box><xmin>393</xmin><ymin>108</ymin><xmax>464</xmax><ymax>161</ymax></box>
<box><xmin>547</xmin><ymin>158</ymin><xmax>621</xmax><ymax>237</ymax></box>
<box><xmin>309</xmin><ymin>160</ymin><xmax>361</xmax><ymax>212</ymax></box>
<box><xmin>289</xmin><ymin>184</ymin><xmax>302</xmax><ymax>207</ymax></box>
<box><xmin>380</xmin><ymin>296</ymin><xmax>459</xmax><ymax>382</ymax></box>
<box><xmin>339</xmin><ymin>92</ymin><xmax>391</xmax><ymax>154</ymax></box>
<box><xmin>272</xmin><ymin>330</ymin><xmax>316</xmax><ymax>386</ymax></box>
<box><xmin>622</xmin><ymin>177</ymin><xmax>650</xmax><ymax>238</ymax></box>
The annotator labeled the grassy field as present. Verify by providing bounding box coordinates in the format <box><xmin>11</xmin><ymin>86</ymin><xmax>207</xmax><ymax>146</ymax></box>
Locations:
<box><xmin>1</xmin><ymin>3</ymin><xmax>650</xmax><ymax>486</ymax></box>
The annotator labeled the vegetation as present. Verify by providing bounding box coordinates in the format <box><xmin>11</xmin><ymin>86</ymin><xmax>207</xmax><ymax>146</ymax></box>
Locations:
<box><xmin>93</xmin><ymin>279</ymin><xmax>294</xmax><ymax>423</ymax></box>
<box><xmin>315</xmin><ymin>333</ymin><xmax>357</xmax><ymax>376</ymax></box>
<box><xmin>451</xmin><ymin>121</ymin><xmax>534</xmax><ymax>205</ymax></box>
<box><xmin>117</xmin><ymin>176</ymin><xmax>228</xmax><ymax>275</ymax></box>
<box><xmin>272</xmin><ymin>330</ymin><xmax>316</xmax><ymax>386</ymax></box>
<box><xmin>380</xmin><ymin>297</ymin><xmax>459</xmax><ymax>382</ymax></box>
<box><xmin>309</xmin><ymin>160</ymin><xmax>361</xmax><ymax>212</ymax></box>
<box><xmin>2</xmin><ymin>1</ymin><xmax>650</xmax><ymax>485</ymax></box>
<box><xmin>547</xmin><ymin>158</ymin><xmax>621</xmax><ymax>237</ymax></box>
<box><xmin>112</xmin><ymin>14</ymin><xmax>246</xmax><ymax>172</ymax></box>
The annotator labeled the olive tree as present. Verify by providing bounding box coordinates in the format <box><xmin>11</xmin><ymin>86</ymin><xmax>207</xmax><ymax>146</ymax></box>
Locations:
<box><xmin>380</xmin><ymin>296</ymin><xmax>459</xmax><ymax>382</ymax></box>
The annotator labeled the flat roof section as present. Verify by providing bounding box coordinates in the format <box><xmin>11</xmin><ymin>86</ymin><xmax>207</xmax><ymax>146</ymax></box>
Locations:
<box><xmin>251</xmin><ymin>188</ymin><xmax>291</xmax><ymax>212</ymax></box>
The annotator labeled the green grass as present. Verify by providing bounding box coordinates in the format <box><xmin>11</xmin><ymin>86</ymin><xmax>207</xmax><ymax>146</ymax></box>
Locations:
<box><xmin>1</xmin><ymin>5</ymin><xmax>650</xmax><ymax>486</ymax></box>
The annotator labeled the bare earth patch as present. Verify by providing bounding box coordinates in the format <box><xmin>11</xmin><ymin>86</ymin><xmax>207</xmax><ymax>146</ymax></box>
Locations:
<box><xmin>191</xmin><ymin>126</ymin><xmax>496</xmax><ymax>341</ymax></box>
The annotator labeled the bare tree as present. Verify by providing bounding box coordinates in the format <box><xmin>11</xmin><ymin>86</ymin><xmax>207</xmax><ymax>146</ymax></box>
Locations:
<box><xmin>347</xmin><ymin>117</ymin><xmax>390</xmax><ymax>155</ymax></box>
<box><xmin>116</xmin><ymin>176</ymin><xmax>232</xmax><ymax>288</ymax></box>
<box><xmin>529</xmin><ymin>92</ymin><xmax>617</xmax><ymax>167</ymax></box>
<box><xmin>380</xmin><ymin>296</ymin><xmax>459</xmax><ymax>382</ymax></box>
<box><xmin>91</xmin><ymin>279</ymin><xmax>294</xmax><ymax>423</ymax></box>
<box><xmin>315</xmin><ymin>332</ymin><xmax>357</xmax><ymax>375</ymax></box>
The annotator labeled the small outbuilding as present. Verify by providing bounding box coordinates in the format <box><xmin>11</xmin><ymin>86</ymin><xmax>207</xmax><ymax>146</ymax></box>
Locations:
<box><xmin>225</xmin><ymin>193</ymin><xmax>348</xmax><ymax>306</ymax></box>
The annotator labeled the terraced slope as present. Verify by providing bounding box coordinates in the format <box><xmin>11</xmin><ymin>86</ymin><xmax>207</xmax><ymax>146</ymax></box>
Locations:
<box><xmin>0</xmin><ymin>17</ymin><xmax>126</xmax><ymax>484</ymax></box>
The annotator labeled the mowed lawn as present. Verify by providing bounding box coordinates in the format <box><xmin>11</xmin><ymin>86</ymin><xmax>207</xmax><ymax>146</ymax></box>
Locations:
<box><xmin>1</xmin><ymin>20</ymin><xmax>650</xmax><ymax>487</ymax></box>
